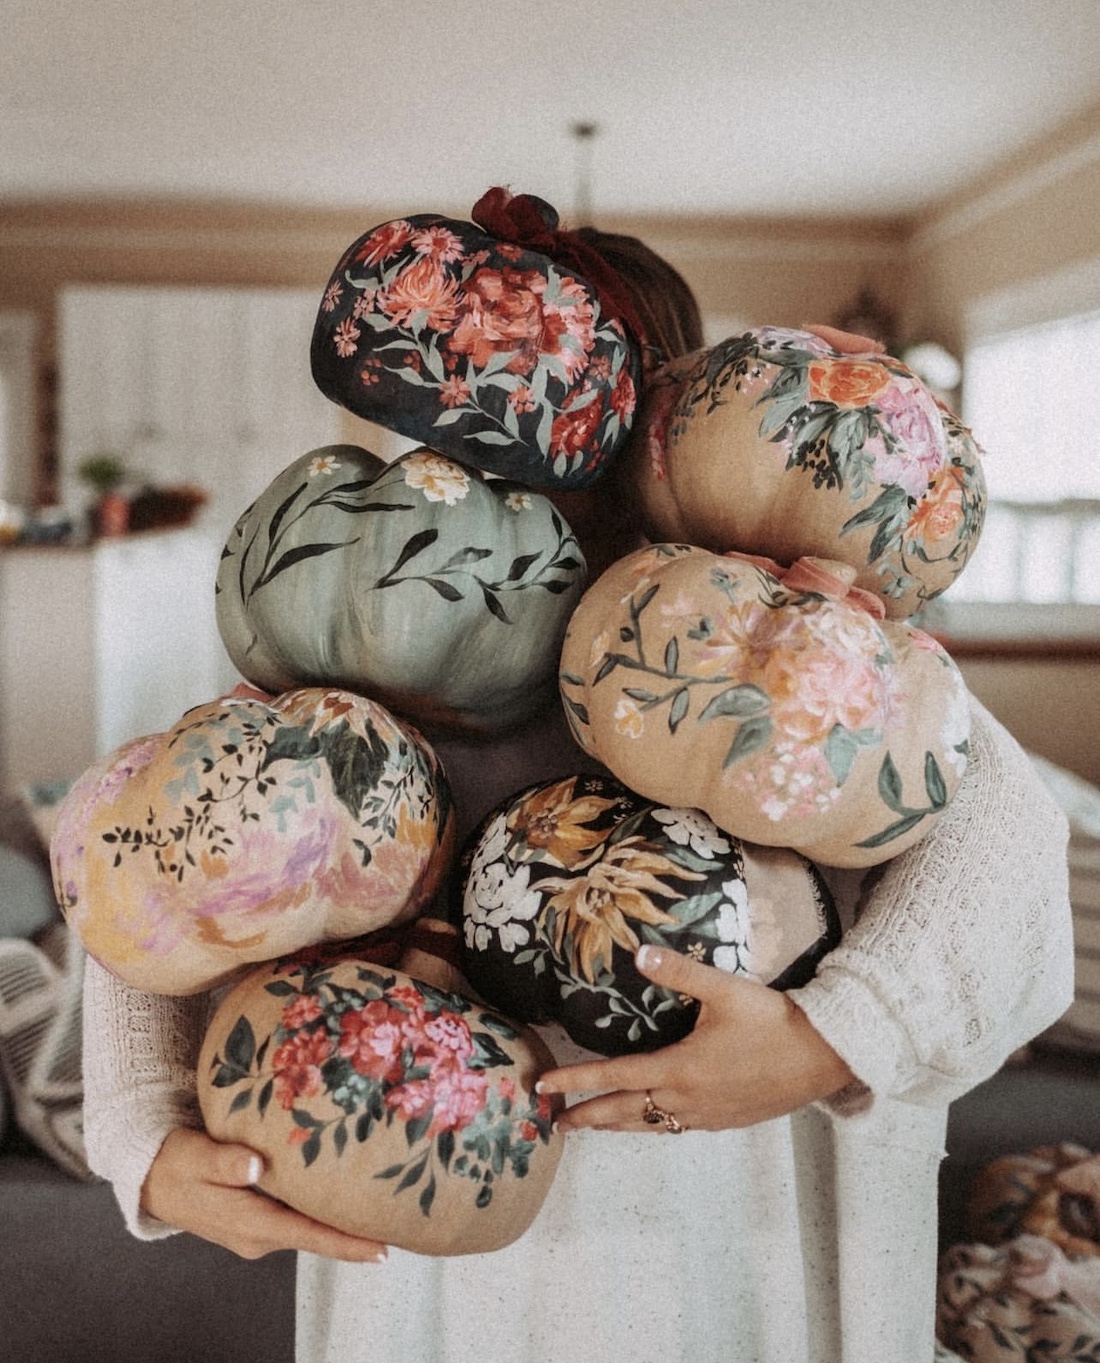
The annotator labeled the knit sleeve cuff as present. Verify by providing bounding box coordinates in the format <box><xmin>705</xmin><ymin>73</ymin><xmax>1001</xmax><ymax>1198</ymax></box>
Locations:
<box><xmin>787</xmin><ymin>953</ymin><xmax>921</xmax><ymax>1116</ymax></box>
<box><xmin>97</xmin><ymin>1098</ymin><xmax>204</xmax><ymax>1241</ymax></box>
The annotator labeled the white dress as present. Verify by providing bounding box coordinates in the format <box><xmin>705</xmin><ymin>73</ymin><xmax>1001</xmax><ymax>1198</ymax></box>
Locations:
<box><xmin>82</xmin><ymin>698</ymin><xmax>1074</xmax><ymax>1363</ymax></box>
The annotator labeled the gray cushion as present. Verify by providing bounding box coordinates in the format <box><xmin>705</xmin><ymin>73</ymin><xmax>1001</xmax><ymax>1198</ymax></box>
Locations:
<box><xmin>0</xmin><ymin>846</ymin><xmax>59</xmax><ymax>939</ymax></box>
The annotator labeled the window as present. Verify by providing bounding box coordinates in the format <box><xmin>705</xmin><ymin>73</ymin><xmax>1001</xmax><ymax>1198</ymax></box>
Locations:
<box><xmin>949</xmin><ymin>308</ymin><xmax>1100</xmax><ymax>606</ymax></box>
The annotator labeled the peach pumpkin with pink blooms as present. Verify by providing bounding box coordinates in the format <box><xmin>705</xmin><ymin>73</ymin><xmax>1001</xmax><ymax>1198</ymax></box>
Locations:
<box><xmin>50</xmin><ymin>688</ymin><xmax>454</xmax><ymax>995</ymax></box>
<box><xmin>625</xmin><ymin>327</ymin><xmax>986</xmax><ymax>619</ymax></box>
<box><xmin>559</xmin><ymin>545</ymin><xmax>971</xmax><ymax>868</ymax></box>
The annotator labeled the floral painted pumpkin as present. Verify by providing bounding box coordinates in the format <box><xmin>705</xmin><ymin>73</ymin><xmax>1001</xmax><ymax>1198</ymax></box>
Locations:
<box><xmin>50</xmin><ymin>687</ymin><xmax>454</xmax><ymax>995</ymax></box>
<box><xmin>559</xmin><ymin>545</ymin><xmax>971</xmax><ymax>869</ymax></box>
<box><xmin>965</xmin><ymin>1143</ymin><xmax>1100</xmax><ymax>1259</ymax></box>
<box><xmin>627</xmin><ymin>327</ymin><xmax>986</xmax><ymax>618</ymax></box>
<box><xmin>310</xmin><ymin>191</ymin><xmax>641</xmax><ymax>491</ymax></box>
<box><xmin>216</xmin><ymin>445</ymin><xmax>586</xmax><ymax>735</ymax></box>
<box><xmin>198</xmin><ymin>954</ymin><xmax>563</xmax><ymax>1256</ymax></box>
<box><xmin>455</xmin><ymin>773</ymin><xmax>840</xmax><ymax>1056</ymax></box>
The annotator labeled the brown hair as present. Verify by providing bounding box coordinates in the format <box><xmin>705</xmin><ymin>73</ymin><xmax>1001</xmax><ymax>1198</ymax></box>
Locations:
<box><xmin>573</xmin><ymin>226</ymin><xmax>704</xmax><ymax>371</ymax></box>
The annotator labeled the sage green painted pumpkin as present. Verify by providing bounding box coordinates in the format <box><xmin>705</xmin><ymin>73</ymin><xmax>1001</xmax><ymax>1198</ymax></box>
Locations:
<box><xmin>198</xmin><ymin>955</ymin><xmax>563</xmax><ymax>1256</ymax></box>
<box><xmin>216</xmin><ymin>445</ymin><xmax>587</xmax><ymax>735</ymax></box>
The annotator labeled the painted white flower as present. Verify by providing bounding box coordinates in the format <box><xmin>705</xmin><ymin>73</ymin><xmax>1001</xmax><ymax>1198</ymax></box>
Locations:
<box><xmin>307</xmin><ymin>454</ymin><xmax>341</xmax><ymax>477</ymax></box>
<box><xmin>939</xmin><ymin>674</ymin><xmax>971</xmax><ymax>776</ymax></box>
<box><xmin>504</xmin><ymin>490</ymin><xmax>532</xmax><ymax>512</ymax></box>
<box><xmin>711</xmin><ymin>878</ymin><xmax>751</xmax><ymax>975</ymax></box>
<box><xmin>403</xmin><ymin>451</ymin><xmax>470</xmax><ymax>504</ymax></box>
<box><xmin>462</xmin><ymin>823</ymin><xmax>542</xmax><ymax>954</ymax></box>
<box><xmin>651</xmin><ymin>807</ymin><xmax>731</xmax><ymax>859</ymax></box>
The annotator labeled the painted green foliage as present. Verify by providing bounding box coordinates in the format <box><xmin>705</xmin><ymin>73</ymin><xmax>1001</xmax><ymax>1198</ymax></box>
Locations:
<box><xmin>209</xmin><ymin>959</ymin><xmax>555</xmax><ymax>1218</ymax></box>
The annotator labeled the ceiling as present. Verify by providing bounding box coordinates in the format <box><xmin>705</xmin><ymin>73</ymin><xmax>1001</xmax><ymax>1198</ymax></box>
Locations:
<box><xmin>3</xmin><ymin>0</ymin><xmax>1099</xmax><ymax>221</ymax></box>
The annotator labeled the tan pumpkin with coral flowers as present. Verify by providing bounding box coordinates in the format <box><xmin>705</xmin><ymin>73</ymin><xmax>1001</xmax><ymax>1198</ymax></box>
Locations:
<box><xmin>559</xmin><ymin>544</ymin><xmax>970</xmax><ymax>868</ymax></box>
<box><xmin>624</xmin><ymin>327</ymin><xmax>986</xmax><ymax>618</ymax></box>
<box><xmin>199</xmin><ymin>956</ymin><xmax>563</xmax><ymax>1256</ymax></box>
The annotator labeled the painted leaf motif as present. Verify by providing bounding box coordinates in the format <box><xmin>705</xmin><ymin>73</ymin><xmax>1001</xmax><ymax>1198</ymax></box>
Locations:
<box><xmin>699</xmin><ymin>685</ymin><xmax>770</xmax><ymax>721</ymax></box>
<box><xmin>251</xmin><ymin>539</ymin><xmax>357</xmax><ymax>593</ymax></box>
<box><xmin>668</xmin><ymin>687</ymin><xmax>690</xmax><ymax>733</ymax></box>
<box><xmin>387</xmin><ymin>528</ymin><xmax>440</xmax><ymax>576</ymax></box>
<box><xmin>222</xmin><ymin>1015</ymin><xmax>256</xmax><ymax>1075</ymax></box>
<box><xmin>724</xmin><ymin>716</ymin><xmax>772</xmax><ymax>767</ymax></box>
<box><xmin>924</xmin><ymin>752</ymin><xmax>948</xmax><ymax>808</ymax></box>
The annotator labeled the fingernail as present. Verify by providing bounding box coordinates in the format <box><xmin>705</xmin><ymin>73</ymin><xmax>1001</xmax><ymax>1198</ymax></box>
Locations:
<box><xmin>636</xmin><ymin>944</ymin><xmax>662</xmax><ymax>970</ymax></box>
<box><xmin>369</xmin><ymin>1249</ymin><xmax>388</xmax><ymax>1264</ymax></box>
<box><xmin>247</xmin><ymin>1155</ymin><xmax>264</xmax><ymax>1185</ymax></box>
<box><xmin>535</xmin><ymin>1080</ymin><xmax>550</xmax><ymax>1094</ymax></box>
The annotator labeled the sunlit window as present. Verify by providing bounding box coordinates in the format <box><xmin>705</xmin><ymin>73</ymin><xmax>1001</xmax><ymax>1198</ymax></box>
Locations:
<box><xmin>950</xmin><ymin>309</ymin><xmax>1100</xmax><ymax>604</ymax></box>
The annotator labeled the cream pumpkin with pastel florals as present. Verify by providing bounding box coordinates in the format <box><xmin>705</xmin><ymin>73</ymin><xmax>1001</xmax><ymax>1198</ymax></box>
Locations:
<box><xmin>559</xmin><ymin>544</ymin><xmax>970</xmax><ymax>869</ymax></box>
<box><xmin>50</xmin><ymin>688</ymin><xmax>454</xmax><ymax>995</ymax></box>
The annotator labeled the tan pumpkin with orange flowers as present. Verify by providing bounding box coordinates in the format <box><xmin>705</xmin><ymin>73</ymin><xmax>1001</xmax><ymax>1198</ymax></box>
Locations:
<box><xmin>624</xmin><ymin>327</ymin><xmax>986</xmax><ymax>618</ymax></box>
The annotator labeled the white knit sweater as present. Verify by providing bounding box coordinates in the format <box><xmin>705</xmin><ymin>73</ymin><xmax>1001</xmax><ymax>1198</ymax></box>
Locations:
<box><xmin>82</xmin><ymin>697</ymin><xmax>1074</xmax><ymax>1361</ymax></box>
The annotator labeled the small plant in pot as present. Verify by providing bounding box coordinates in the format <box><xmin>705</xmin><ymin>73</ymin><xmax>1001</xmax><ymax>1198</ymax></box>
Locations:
<box><xmin>77</xmin><ymin>453</ymin><xmax>130</xmax><ymax>537</ymax></box>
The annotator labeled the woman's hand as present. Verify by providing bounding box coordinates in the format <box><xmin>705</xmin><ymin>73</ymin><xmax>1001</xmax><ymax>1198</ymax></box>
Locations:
<box><xmin>140</xmin><ymin>1127</ymin><xmax>388</xmax><ymax>1262</ymax></box>
<box><xmin>536</xmin><ymin>946</ymin><xmax>856</xmax><ymax>1133</ymax></box>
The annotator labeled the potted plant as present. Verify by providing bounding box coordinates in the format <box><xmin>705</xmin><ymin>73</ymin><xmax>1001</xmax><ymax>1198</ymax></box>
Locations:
<box><xmin>77</xmin><ymin>452</ymin><xmax>130</xmax><ymax>537</ymax></box>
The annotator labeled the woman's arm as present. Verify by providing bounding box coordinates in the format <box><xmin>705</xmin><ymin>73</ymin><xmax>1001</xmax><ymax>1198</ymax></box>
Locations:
<box><xmin>538</xmin><ymin>698</ymin><xmax>1075</xmax><ymax>1130</ymax></box>
<box><xmin>791</xmin><ymin>696</ymin><xmax>1075</xmax><ymax>1111</ymax></box>
<box><xmin>83</xmin><ymin>956</ymin><xmax>388</xmax><ymax>1260</ymax></box>
<box><xmin>82</xmin><ymin>954</ymin><xmax>210</xmax><ymax>1237</ymax></box>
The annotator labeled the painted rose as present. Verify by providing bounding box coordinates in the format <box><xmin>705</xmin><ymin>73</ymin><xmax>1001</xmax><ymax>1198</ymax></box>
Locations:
<box><xmin>550</xmin><ymin>391</ymin><xmax>603</xmax><ymax>460</ymax></box>
<box><xmin>337</xmin><ymin>999</ymin><xmax>408</xmax><ymax>1083</ymax></box>
<box><xmin>417</xmin><ymin>1063</ymin><xmax>490</xmax><ymax>1136</ymax></box>
<box><xmin>609</xmin><ymin>365</ymin><xmax>637</xmax><ymax>423</ymax></box>
<box><xmin>271</xmin><ymin>1027</ymin><xmax>333</xmax><ymax>1109</ymax></box>
<box><xmin>808</xmin><ymin>358</ymin><xmax>892</xmax><ymax>407</ymax></box>
<box><xmin>906</xmin><ymin>463</ymin><xmax>968</xmax><ymax>547</ymax></box>
<box><xmin>420</xmin><ymin>1011</ymin><xmax>476</xmax><ymax>1065</ymax></box>
<box><xmin>650</xmin><ymin>807</ymin><xmax>732</xmax><ymax>859</ymax></box>
<box><xmin>447</xmin><ymin>267</ymin><xmax>595</xmax><ymax>380</ymax></box>
<box><xmin>377</xmin><ymin>256</ymin><xmax>462</xmax><ymax>332</ymax></box>
<box><xmin>752</xmin><ymin>604</ymin><xmax>890</xmax><ymax>745</ymax></box>
<box><xmin>463</xmin><ymin>859</ymin><xmax>541</xmax><ymax>954</ymax></box>
<box><xmin>402</xmin><ymin>451</ymin><xmax>470</xmax><ymax>504</ymax></box>
<box><xmin>871</xmin><ymin>378</ymin><xmax>948</xmax><ymax>497</ymax></box>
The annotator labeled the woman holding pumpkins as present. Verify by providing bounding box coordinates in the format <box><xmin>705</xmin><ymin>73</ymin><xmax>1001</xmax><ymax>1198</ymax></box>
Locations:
<box><xmin>72</xmin><ymin>192</ymin><xmax>1073</xmax><ymax>1362</ymax></box>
